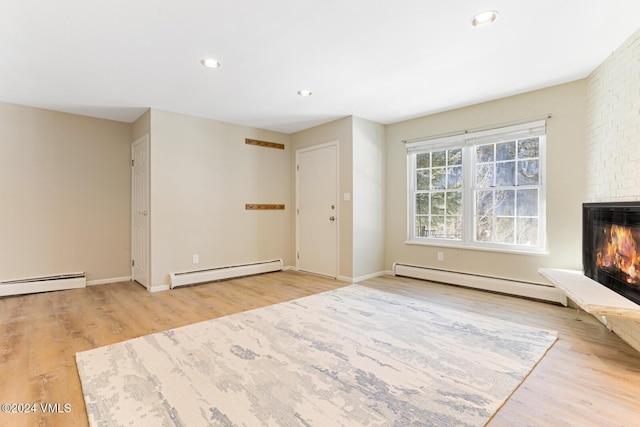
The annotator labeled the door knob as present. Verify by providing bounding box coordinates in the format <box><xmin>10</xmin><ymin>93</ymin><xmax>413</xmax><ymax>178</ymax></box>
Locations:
<box><xmin>329</xmin><ymin>216</ymin><xmax>335</xmax><ymax>222</ymax></box>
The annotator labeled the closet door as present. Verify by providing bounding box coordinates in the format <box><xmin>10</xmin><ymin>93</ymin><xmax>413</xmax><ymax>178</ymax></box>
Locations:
<box><xmin>132</xmin><ymin>135</ymin><xmax>150</xmax><ymax>288</ymax></box>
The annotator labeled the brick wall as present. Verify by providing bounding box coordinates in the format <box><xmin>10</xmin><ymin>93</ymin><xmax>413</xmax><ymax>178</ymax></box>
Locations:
<box><xmin>585</xmin><ymin>27</ymin><xmax>640</xmax><ymax>351</ymax></box>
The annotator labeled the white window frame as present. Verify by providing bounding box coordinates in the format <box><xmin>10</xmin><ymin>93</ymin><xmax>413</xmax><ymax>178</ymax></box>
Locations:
<box><xmin>406</xmin><ymin>120</ymin><xmax>548</xmax><ymax>254</ymax></box>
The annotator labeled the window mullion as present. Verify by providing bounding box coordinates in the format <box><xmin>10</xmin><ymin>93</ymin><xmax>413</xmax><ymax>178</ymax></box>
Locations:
<box><xmin>463</xmin><ymin>145</ymin><xmax>474</xmax><ymax>244</ymax></box>
<box><xmin>407</xmin><ymin>153</ymin><xmax>416</xmax><ymax>240</ymax></box>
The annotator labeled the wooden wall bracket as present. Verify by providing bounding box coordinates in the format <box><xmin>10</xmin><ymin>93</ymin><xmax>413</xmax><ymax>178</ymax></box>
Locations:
<box><xmin>245</xmin><ymin>138</ymin><xmax>285</xmax><ymax>150</ymax></box>
<box><xmin>245</xmin><ymin>204</ymin><xmax>285</xmax><ymax>210</ymax></box>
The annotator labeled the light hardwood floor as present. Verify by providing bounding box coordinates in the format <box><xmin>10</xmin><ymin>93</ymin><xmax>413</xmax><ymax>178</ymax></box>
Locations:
<box><xmin>1</xmin><ymin>271</ymin><xmax>639</xmax><ymax>426</ymax></box>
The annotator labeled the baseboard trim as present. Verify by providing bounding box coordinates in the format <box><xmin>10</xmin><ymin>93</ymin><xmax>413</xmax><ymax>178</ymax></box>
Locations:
<box><xmin>337</xmin><ymin>271</ymin><xmax>390</xmax><ymax>284</ymax></box>
<box><xmin>393</xmin><ymin>262</ymin><xmax>566</xmax><ymax>305</ymax></box>
<box><xmin>0</xmin><ymin>273</ymin><xmax>85</xmax><ymax>297</ymax></box>
<box><xmin>282</xmin><ymin>267</ymin><xmax>390</xmax><ymax>283</ymax></box>
<box><xmin>87</xmin><ymin>276</ymin><xmax>132</xmax><ymax>286</ymax></box>
<box><xmin>169</xmin><ymin>259</ymin><xmax>283</xmax><ymax>289</ymax></box>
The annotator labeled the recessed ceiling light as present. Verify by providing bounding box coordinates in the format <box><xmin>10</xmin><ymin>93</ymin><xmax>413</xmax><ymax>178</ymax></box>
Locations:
<box><xmin>201</xmin><ymin>58</ymin><xmax>221</xmax><ymax>68</ymax></box>
<box><xmin>471</xmin><ymin>10</ymin><xmax>499</xmax><ymax>27</ymax></box>
<box><xmin>297</xmin><ymin>89</ymin><xmax>313</xmax><ymax>97</ymax></box>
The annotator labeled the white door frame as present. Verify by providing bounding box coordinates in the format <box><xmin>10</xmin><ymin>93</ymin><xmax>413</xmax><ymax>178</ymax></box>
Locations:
<box><xmin>295</xmin><ymin>140</ymin><xmax>340</xmax><ymax>277</ymax></box>
<box><xmin>131</xmin><ymin>134</ymin><xmax>150</xmax><ymax>288</ymax></box>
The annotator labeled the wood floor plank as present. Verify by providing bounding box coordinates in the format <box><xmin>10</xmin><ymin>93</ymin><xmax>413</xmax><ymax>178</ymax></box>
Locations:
<box><xmin>1</xmin><ymin>271</ymin><xmax>639</xmax><ymax>426</ymax></box>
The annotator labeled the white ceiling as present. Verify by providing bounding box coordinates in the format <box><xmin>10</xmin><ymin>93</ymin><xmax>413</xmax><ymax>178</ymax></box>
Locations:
<box><xmin>2</xmin><ymin>1</ymin><xmax>639</xmax><ymax>134</ymax></box>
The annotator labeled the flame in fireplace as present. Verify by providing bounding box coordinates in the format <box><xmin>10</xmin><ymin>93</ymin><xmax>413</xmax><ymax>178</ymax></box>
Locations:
<box><xmin>596</xmin><ymin>225</ymin><xmax>640</xmax><ymax>284</ymax></box>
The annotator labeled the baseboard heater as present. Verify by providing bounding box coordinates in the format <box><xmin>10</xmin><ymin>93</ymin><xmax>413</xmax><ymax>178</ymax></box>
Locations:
<box><xmin>169</xmin><ymin>259</ymin><xmax>283</xmax><ymax>289</ymax></box>
<box><xmin>0</xmin><ymin>272</ymin><xmax>86</xmax><ymax>297</ymax></box>
<box><xmin>393</xmin><ymin>263</ymin><xmax>567</xmax><ymax>305</ymax></box>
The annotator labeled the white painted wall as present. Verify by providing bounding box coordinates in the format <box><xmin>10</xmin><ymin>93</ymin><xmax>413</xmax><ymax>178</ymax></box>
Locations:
<box><xmin>585</xmin><ymin>28</ymin><xmax>640</xmax><ymax>352</ymax></box>
<box><xmin>352</xmin><ymin>117</ymin><xmax>386</xmax><ymax>279</ymax></box>
<box><xmin>149</xmin><ymin>109</ymin><xmax>291</xmax><ymax>289</ymax></box>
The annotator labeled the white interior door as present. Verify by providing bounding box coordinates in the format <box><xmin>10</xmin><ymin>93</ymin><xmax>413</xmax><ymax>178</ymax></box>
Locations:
<box><xmin>132</xmin><ymin>135</ymin><xmax>150</xmax><ymax>288</ymax></box>
<box><xmin>296</xmin><ymin>142</ymin><xmax>338</xmax><ymax>278</ymax></box>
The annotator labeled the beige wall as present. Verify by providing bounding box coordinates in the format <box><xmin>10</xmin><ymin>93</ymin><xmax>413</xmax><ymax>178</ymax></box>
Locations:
<box><xmin>132</xmin><ymin>109</ymin><xmax>150</xmax><ymax>142</ymax></box>
<box><xmin>385</xmin><ymin>80</ymin><xmax>587</xmax><ymax>284</ymax></box>
<box><xmin>148</xmin><ymin>109</ymin><xmax>291</xmax><ymax>288</ymax></box>
<box><xmin>3</xmin><ymin>28</ymin><xmax>632</xmax><ymax>310</ymax></box>
<box><xmin>291</xmin><ymin>117</ymin><xmax>354</xmax><ymax>279</ymax></box>
<box><xmin>0</xmin><ymin>102</ymin><xmax>132</xmax><ymax>282</ymax></box>
<box><xmin>290</xmin><ymin>116</ymin><xmax>387</xmax><ymax>281</ymax></box>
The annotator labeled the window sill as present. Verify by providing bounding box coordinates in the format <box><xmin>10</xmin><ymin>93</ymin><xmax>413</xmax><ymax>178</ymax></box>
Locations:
<box><xmin>404</xmin><ymin>239</ymin><xmax>550</xmax><ymax>256</ymax></box>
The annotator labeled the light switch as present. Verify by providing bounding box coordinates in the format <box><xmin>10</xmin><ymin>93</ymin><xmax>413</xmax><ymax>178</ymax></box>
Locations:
<box><xmin>343</xmin><ymin>193</ymin><xmax>351</xmax><ymax>201</ymax></box>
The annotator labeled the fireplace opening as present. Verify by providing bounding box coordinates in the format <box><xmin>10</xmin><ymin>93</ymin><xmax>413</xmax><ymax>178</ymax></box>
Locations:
<box><xmin>583</xmin><ymin>202</ymin><xmax>640</xmax><ymax>305</ymax></box>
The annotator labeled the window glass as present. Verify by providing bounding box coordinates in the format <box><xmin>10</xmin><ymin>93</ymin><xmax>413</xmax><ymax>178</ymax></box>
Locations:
<box><xmin>407</xmin><ymin>121</ymin><xmax>546</xmax><ymax>253</ymax></box>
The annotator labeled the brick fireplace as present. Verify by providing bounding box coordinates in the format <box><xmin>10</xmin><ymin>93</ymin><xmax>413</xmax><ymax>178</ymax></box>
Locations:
<box><xmin>585</xmin><ymin>27</ymin><xmax>640</xmax><ymax>352</ymax></box>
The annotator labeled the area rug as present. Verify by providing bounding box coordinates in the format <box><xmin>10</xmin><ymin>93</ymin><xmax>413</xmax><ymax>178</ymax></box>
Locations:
<box><xmin>76</xmin><ymin>284</ymin><xmax>557</xmax><ymax>426</ymax></box>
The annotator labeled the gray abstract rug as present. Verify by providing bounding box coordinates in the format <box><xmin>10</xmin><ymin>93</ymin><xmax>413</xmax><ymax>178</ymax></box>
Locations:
<box><xmin>76</xmin><ymin>285</ymin><xmax>557</xmax><ymax>426</ymax></box>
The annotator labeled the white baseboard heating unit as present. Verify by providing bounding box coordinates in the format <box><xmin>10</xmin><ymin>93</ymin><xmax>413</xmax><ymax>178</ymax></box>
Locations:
<box><xmin>0</xmin><ymin>272</ymin><xmax>86</xmax><ymax>297</ymax></box>
<box><xmin>169</xmin><ymin>259</ymin><xmax>283</xmax><ymax>289</ymax></box>
<box><xmin>393</xmin><ymin>263</ymin><xmax>567</xmax><ymax>305</ymax></box>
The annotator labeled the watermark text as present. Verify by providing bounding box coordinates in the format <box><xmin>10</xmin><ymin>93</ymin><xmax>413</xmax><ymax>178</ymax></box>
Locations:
<box><xmin>2</xmin><ymin>403</ymin><xmax>72</xmax><ymax>414</ymax></box>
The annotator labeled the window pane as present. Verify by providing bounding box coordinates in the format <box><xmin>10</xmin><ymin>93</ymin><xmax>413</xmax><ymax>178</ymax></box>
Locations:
<box><xmin>496</xmin><ymin>217</ymin><xmax>515</xmax><ymax>244</ymax></box>
<box><xmin>517</xmin><ymin>218</ymin><xmax>539</xmax><ymax>245</ymax></box>
<box><xmin>477</xmin><ymin>145</ymin><xmax>494</xmax><ymax>163</ymax></box>
<box><xmin>417</xmin><ymin>170</ymin><xmax>429</xmax><ymax>190</ymax></box>
<box><xmin>476</xmin><ymin>190</ymin><xmax>493</xmax><ymax>216</ymax></box>
<box><xmin>417</xmin><ymin>153</ymin><xmax>430</xmax><ymax>168</ymax></box>
<box><xmin>431</xmin><ymin>168</ymin><xmax>446</xmax><ymax>189</ymax></box>
<box><xmin>495</xmin><ymin>189</ymin><xmax>515</xmax><ymax>216</ymax></box>
<box><xmin>431</xmin><ymin>215</ymin><xmax>445</xmax><ymax>238</ymax></box>
<box><xmin>415</xmin><ymin>215</ymin><xmax>429</xmax><ymax>237</ymax></box>
<box><xmin>476</xmin><ymin>215</ymin><xmax>493</xmax><ymax>242</ymax></box>
<box><xmin>496</xmin><ymin>161</ymin><xmax>515</xmax><ymax>186</ymax></box>
<box><xmin>517</xmin><ymin>160</ymin><xmax>539</xmax><ymax>185</ymax></box>
<box><xmin>517</xmin><ymin>189</ymin><xmax>538</xmax><ymax>216</ymax></box>
<box><xmin>432</xmin><ymin>151</ymin><xmax>446</xmax><ymax>167</ymax></box>
<box><xmin>447</xmin><ymin>216</ymin><xmax>463</xmax><ymax>240</ymax></box>
<box><xmin>416</xmin><ymin>193</ymin><xmax>429</xmax><ymax>214</ymax></box>
<box><xmin>411</xmin><ymin>148</ymin><xmax>466</xmax><ymax>241</ymax></box>
<box><xmin>446</xmin><ymin>191</ymin><xmax>462</xmax><ymax>216</ymax></box>
<box><xmin>475</xmin><ymin>164</ymin><xmax>494</xmax><ymax>188</ymax></box>
<box><xmin>496</xmin><ymin>141</ymin><xmax>516</xmax><ymax>161</ymax></box>
<box><xmin>447</xmin><ymin>166</ymin><xmax>462</xmax><ymax>189</ymax></box>
<box><xmin>448</xmin><ymin>148</ymin><xmax>462</xmax><ymax>165</ymax></box>
<box><xmin>431</xmin><ymin>192</ymin><xmax>445</xmax><ymax>215</ymax></box>
<box><xmin>518</xmin><ymin>138</ymin><xmax>539</xmax><ymax>158</ymax></box>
